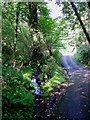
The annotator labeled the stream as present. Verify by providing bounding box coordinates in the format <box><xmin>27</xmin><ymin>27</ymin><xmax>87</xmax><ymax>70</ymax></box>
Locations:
<box><xmin>31</xmin><ymin>74</ymin><xmax>42</xmax><ymax>96</ymax></box>
<box><xmin>31</xmin><ymin>69</ymin><xmax>44</xmax><ymax>119</ymax></box>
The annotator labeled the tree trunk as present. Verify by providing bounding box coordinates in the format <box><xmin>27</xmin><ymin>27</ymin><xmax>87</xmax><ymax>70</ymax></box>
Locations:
<box><xmin>47</xmin><ymin>46</ymin><xmax>53</xmax><ymax>56</ymax></box>
<box><xmin>70</xmin><ymin>2</ymin><xmax>90</xmax><ymax>44</ymax></box>
<box><xmin>28</xmin><ymin>2</ymin><xmax>38</xmax><ymax>30</ymax></box>
<box><xmin>49</xmin><ymin>48</ymin><xmax>53</xmax><ymax>56</ymax></box>
<box><xmin>13</xmin><ymin>3</ymin><xmax>20</xmax><ymax>68</ymax></box>
<box><xmin>87</xmin><ymin>1</ymin><xmax>90</xmax><ymax>9</ymax></box>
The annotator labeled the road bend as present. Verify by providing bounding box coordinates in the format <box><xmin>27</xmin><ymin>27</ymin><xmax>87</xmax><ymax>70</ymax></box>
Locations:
<box><xmin>51</xmin><ymin>56</ymin><xmax>90</xmax><ymax>120</ymax></box>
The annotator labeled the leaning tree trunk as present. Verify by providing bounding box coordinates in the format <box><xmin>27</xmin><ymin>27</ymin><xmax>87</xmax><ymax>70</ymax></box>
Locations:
<box><xmin>87</xmin><ymin>1</ymin><xmax>90</xmax><ymax>9</ymax></box>
<box><xmin>70</xmin><ymin>2</ymin><xmax>90</xmax><ymax>44</ymax></box>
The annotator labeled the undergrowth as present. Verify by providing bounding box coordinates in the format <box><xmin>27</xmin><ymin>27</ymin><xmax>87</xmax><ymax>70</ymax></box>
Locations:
<box><xmin>74</xmin><ymin>45</ymin><xmax>90</xmax><ymax>68</ymax></box>
<box><xmin>2</xmin><ymin>64</ymin><xmax>35</xmax><ymax>120</ymax></box>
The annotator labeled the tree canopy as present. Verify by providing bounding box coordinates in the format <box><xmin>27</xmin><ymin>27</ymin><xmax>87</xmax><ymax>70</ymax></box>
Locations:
<box><xmin>2</xmin><ymin>1</ymin><xmax>90</xmax><ymax>120</ymax></box>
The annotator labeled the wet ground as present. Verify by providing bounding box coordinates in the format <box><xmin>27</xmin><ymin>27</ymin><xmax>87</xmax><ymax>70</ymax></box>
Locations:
<box><xmin>50</xmin><ymin>56</ymin><xmax>90</xmax><ymax>120</ymax></box>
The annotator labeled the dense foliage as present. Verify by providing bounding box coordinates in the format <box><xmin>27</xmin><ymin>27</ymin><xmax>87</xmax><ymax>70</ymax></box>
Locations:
<box><xmin>2</xmin><ymin>65</ymin><xmax>35</xmax><ymax>120</ymax></box>
<box><xmin>2</xmin><ymin>1</ymin><xmax>90</xmax><ymax>120</ymax></box>
<box><xmin>74</xmin><ymin>45</ymin><xmax>90</xmax><ymax>67</ymax></box>
<box><xmin>2</xmin><ymin>2</ymin><xmax>65</xmax><ymax>119</ymax></box>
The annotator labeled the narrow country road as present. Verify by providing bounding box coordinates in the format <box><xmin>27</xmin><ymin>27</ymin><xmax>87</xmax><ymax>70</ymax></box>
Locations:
<box><xmin>51</xmin><ymin>56</ymin><xmax>90</xmax><ymax>120</ymax></box>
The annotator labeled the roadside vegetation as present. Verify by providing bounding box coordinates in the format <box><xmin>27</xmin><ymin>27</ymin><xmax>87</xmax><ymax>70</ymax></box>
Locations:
<box><xmin>2</xmin><ymin>1</ymin><xmax>90</xmax><ymax>120</ymax></box>
<box><xmin>2</xmin><ymin>2</ymin><xmax>66</xmax><ymax>119</ymax></box>
<box><xmin>74</xmin><ymin>45</ymin><xmax>90</xmax><ymax>68</ymax></box>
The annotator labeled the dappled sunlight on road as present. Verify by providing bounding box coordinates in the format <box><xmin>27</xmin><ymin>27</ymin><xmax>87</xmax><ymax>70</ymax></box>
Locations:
<box><xmin>51</xmin><ymin>56</ymin><xmax>90</xmax><ymax>120</ymax></box>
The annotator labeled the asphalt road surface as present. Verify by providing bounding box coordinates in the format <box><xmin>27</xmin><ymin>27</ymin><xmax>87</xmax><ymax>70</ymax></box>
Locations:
<box><xmin>51</xmin><ymin>56</ymin><xmax>90</xmax><ymax>120</ymax></box>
